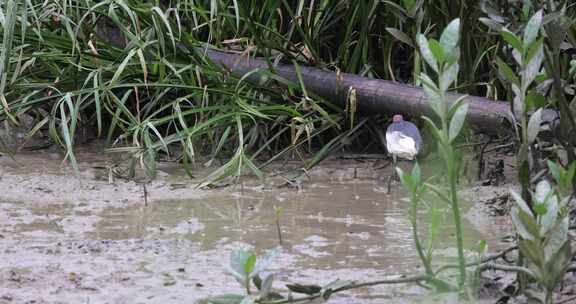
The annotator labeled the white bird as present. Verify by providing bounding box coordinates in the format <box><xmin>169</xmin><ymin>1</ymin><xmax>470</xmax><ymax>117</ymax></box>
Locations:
<box><xmin>385</xmin><ymin>114</ymin><xmax>423</xmax><ymax>193</ymax></box>
<box><xmin>386</xmin><ymin>114</ymin><xmax>422</xmax><ymax>161</ymax></box>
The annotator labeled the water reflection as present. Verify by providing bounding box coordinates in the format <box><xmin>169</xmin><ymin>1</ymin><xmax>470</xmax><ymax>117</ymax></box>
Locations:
<box><xmin>1</xmin><ymin>177</ymin><xmax>510</xmax><ymax>303</ymax></box>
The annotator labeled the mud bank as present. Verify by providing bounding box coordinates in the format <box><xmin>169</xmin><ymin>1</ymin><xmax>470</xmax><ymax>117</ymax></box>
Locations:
<box><xmin>0</xmin><ymin>150</ymin><xmax>517</xmax><ymax>303</ymax></box>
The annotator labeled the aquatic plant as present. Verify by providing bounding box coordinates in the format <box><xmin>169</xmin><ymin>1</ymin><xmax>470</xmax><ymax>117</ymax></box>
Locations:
<box><xmin>489</xmin><ymin>7</ymin><xmax>576</xmax><ymax>295</ymax></box>
<box><xmin>495</xmin><ymin>9</ymin><xmax>547</xmax><ymax>210</ymax></box>
<box><xmin>203</xmin><ymin>246</ymin><xmax>430</xmax><ymax>304</ymax></box>
<box><xmin>0</xmin><ymin>0</ymin><xmax>343</xmax><ymax>181</ymax></box>
<box><xmin>2</xmin><ymin>1</ymin><xmax>573</xmax><ymax>184</ymax></box>
<box><xmin>509</xmin><ymin>161</ymin><xmax>574</xmax><ymax>304</ymax></box>
<box><xmin>481</xmin><ymin>1</ymin><xmax>576</xmax><ymax>190</ymax></box>
<box><xmin>397</xmin><ymin>18</ymin><xmax>469</xmax><ymax>291</ymax></box>
<box><xmin>200</xmin><ymin>247</ymin><xmax>282</xmax><ymax>304</ymax></box>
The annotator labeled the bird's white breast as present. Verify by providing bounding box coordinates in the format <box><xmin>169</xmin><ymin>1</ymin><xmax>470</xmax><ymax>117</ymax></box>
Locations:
<box><xmin>386</xmin><ymin>131</ymin><xmax>418</xmax><ymax>160</ymax></box>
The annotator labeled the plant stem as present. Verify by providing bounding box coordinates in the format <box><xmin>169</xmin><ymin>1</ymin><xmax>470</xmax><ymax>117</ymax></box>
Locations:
<box><xmin>477</xmin><ymin>263</ymin><xmax>535</xmax><ymax>278</ymax></box>
<box><xmin>409</xmin><ymin>190</ymin><xmax>433</xmax><ymax>276</ymax></box>
<box><xmin>449</xmin><ymin>167</ymin><xmax>466</xmax><ymax>288</ymax></box>
<box><xmin>263</xmin><ymin>274</ymin><xmax>430</xmax><ymax>304</ymax></box>
<box><xmin>440</xmin><ymin>71</ymin><xmax>466</xmax><ymax>287</ymax></box>
<box><xmin>275</xmin><ymin>214</ymin><xmax>283</xmax><ymax>246</ymax></box>
<box><xmin>434</xmin><ymin>245</ymin><xmax>519</xmax><ymax>275</ymax></box>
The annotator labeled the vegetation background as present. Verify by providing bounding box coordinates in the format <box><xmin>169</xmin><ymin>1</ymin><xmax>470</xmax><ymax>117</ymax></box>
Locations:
<box><xmin>0</xmin><ymin>0</ymin><xmax>574</xmax><ymax>183</ymax></box>
<box><xmin>2</xmin><ymin>1</ymin><xmax>576</xmax><ymax>303</ymax></box>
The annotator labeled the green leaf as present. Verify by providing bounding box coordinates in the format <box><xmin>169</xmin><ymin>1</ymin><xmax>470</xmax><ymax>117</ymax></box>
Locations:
<box><xmin>59</xmin><ymin>94</ymin><xmax>80</xmax><ymax>178</ymax></box>
<box><xmin>252</xmin><ymin>247</ymin><xmax>280</xmax><ymax>277</ymax></box>
<box><xmin>421</xmin><ymin>73</ymin><xmax>442</xmax><ymax>116</ymax></box>
<box><xmin>534</xmin><ymin>179</ymin><xmax>552</xmax><ymax>204</ymax></box>
<box><xmin>511</xmin><ymin>208</ymin><xmax>535</xmax><ymax>240</ymax></box>
<box><xmin>527</xmin><ymin>108</ymin><xmax>542</xmax><ymax>145</ymax></box>
<box><xmin>417</xmin><ymin>34</ymin><xmax>438</xmax><ymax>72</ymax></box>
<box><xmin>428</xmin><ymin>277</ymin><xmax>457</xmax><ymax>292</ymax></box>
<box><xmin>519</xmin><ymin>239</ymin><xmax>545</xmax><ymax>268</ymax></box>
<box><xmin>495</xmin><ymin>56</ymin><xmax>520</xmax><ymax>86</ymax></box>
<box><xmin>228</xmin><ymin>248</ymin><xmax>254</xmax><ymax>281</ymax></box>
<box><xmin>448</xmin><ymin>95</ymin><xmax>467</xmax><ymax>118</ymax></box>
<box><xmin>544</xmin><ymin>216</ymin><xmax>569</xmax><ymax>261</ymax></box>
<box><xmin>419</xmin><ymin>73</ymin><xmax>438</xmax><ymax>90</ymax></box>
<box><xmin>526</xmin><ymin>91</ymin><xmax>546</xmax><ymax>110</ymax></box>
<box><xmin>533</xmin><ymin>203</ymin><xmax>547</xmax><ymax>216</ymax></box>
<box><xmin>322</xmin><ymin>279</ymin><xmax>351</xmax><ymax>293</ymax></box>
<box><xmin>412</xmin><ymin>162</ymin><xmax>421</xmax><ymax>184</ymax></box>
<box><xmin>386</xmin><ymin>27</ymin><xmax>414</xmax><ymax>48</ymax></box>
<box><xmin>479</xmin><ymin>17</ymin><xmax>503</xmax><ymax>31</ymax></box>
<box><xmin>440</xmin><ymin>63</ymin><xmax>459</xmax><ymax>91</ymax></box>
<box><xmin>428</xmin><ymin>39</ymin><xmax>446</xmax><ymax>64</ymax></box>
<box><xmin>401</xmin><ymin>0</ymin><xmax>415</xmax><ymax>10</ymax></box>
<box><xmin>252</xmin><ymin>275</ymin><xmax>262</xmax><ymax>290</ymax></box>
<box><xmin>428</xmin><ymin>207</ymin><xmax>441</xmax><ymax>246</ymax></box>
<box><xmin>239</xmin><ymin>296</ymin><xmax>255</xmax><ymax>304</ymax></box>
<box><xmin>425</xmin><ymin>183</ymin><xmax>451</xmax><ymax>204</ymax></box>
<box><xmin>110</xmin><ymin>48</ymin><xmax>137</xmax><ymax>85</ymax></box>
<box><xmin>525</xmin><ymin>37</ymin><xmax>544</xmax><ymax>65</ymax></box>
<box><xmin>423</xmin><ymin>85</ymin><xmax>443</xmax><ymax>118</ymax></box>
<box><xmin>475</xmin><ymin>240</ymin><xmax>487</xmax><ymax>254</ymax></box>
<box><xmin>439</xmin><ymin>18</ymin><xmax>460</xmax><ymax>59</ymax></box>
<box><xmin>259</xmin><ymin>274</ymin><xmax>275</xmax><ymax>299</ymax></box>
<box><xmin>518</xmin><ymin>208</ymin><xmax>540</xmax><ymax>239</ymax></box>
<box><xmin>448</xmin><ymin>102</ymin><xmax>468</xmax><ymax>142</ymax></box>
<box><xmin>396</xmin><ymin>167</ymin><xmax>414</xmax><ymax>191</ymax></box>
<box><xmin>244</xmin><ymin>253</ymin><xmax>256</xmax><ymax>275</ymax></box>
<box><xmin>539</xmin><ymin>194</ymin><xmax>558</xmax><ymax>236</ymax></box>
<box><xmin>545</xmin><ymin>241</ymin><xmax>571</xmax><ymax>290</ymax></box>
<box><xmin>544</xmin><ymin>9</ymin><xmax>571</xmax><ymax>51</ymax></box>
<box><xmin>500</xmin><ymin>29</ymin><xmax>523</xmax><ymax>51</ymax></box>
<box><xmin>286</xmin><ymin>283</ymin><xmax>322</xmax><ymax>295</ymax></box>
<box><xmin>563</xmin><ymin>162</ymin><xmax>576</xmax><ymax>195</ymax></box>
<box><xmin>151</xmin><ymin>6</ymin><xmax>176</xmax><ymax>50</ymax></box>
<box><xmin>421</xmin><ymin>116</ymin><xmax>442</xmax><ymax>142</ymax></box>
<box><xmin>523</xmin><ymin>44</ymin><xmax>544</xmax><ymax>90</ymax></box>
<box><xmin>570</xmin><ymin>60</ymin><xmax>576</xmax><ymax>77</ymax></box>
<box><xmin>523</xmin><ymin>10</ymin><xmax>543</xmax><ymax>51</ymax></box>
<box><xmin>547</xmin><ymin>160</ymin><xmax>561</xmax><ymax>185</ymax></box>
<box><xmin>510</xmin><ymin>190</ymin><xmax>533</xmax><ymax>216</ymax></box>
<box><xmin>203</xmin><ymin>294</ymin><xmax>245</xmax><ymax>304</ymax></box>
<box><xmin>243</xmin><ymin>155</ymin><xmax>264</xmax><ymax>182</ymax></box>
<box><xmin>518</xmin><ymin>160</ymin><xmax>531</xmax><ymax>191</ymax></box>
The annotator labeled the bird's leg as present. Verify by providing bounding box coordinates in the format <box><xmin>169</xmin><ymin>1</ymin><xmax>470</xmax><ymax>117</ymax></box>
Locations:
<box><xmin>386</xmin><ymin>155</ymin><xmax>397</xmax><ymax>194</ymax></box>
<box><xmin>477</xmin><ymin>136</ymin><xmax>492</xmax><ymax>180</ymax></box>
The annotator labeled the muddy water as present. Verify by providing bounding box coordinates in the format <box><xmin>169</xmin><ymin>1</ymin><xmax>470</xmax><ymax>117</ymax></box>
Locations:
<box><xmin>0</xmin><ymin>171</ymin><xmax>512</xmax><ymax>304</ymax></box>
<box><xmin>0</xmin><ymin>150</ymin><xmax>514</xmax><ymax>303</ymax></box>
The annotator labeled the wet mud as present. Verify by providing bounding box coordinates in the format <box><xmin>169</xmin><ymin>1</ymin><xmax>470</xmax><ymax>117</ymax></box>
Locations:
<box><xmin>0</xmin><ymin>149</ymin><xmax>519</xmax><ymax>303</ymax></box>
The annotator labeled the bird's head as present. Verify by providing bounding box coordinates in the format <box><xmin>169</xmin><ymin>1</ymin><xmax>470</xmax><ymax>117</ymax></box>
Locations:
<box><xmin>392</xmin><ymin>114</ymin><xmax>403</xmax><ymax>123</ymax></box>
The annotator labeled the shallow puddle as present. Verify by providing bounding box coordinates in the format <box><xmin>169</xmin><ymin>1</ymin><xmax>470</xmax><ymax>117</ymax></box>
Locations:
<box><xmin>0</xmin><ymin>172</ymin><xmax>511</xmax><ymax>303</ymax></box>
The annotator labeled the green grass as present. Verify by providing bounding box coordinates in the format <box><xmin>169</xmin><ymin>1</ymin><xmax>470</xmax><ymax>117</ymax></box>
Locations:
<box><xmin>0</xmin><ymin>0</ymin><xmax>574</xmax><ymax>183</ymax></box>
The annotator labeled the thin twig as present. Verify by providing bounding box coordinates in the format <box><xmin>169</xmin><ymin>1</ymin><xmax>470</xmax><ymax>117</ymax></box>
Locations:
<box><xmin>274</xmin><ymin>206</ymin><xmax>283</xmax><ymax>246</ymax></box>
<box><xmin>434</xmin><ymin>245</ymin><xmax>519</xmax><ymax>275</ymax></box>
<box><xmin>143</xmin><ymin>183</ymin><xmax>148</xmax><ymax>207</ymax></box>
<box><xmin>477</xmin><ymin>262</ymin><xmax>535</xmax><ymax>278</ymax></box>
<box><xmin>477</xmin><ymin>137</ymin><xmax>492</xmax><ymax>179</ymax></box>
<box><xmin>335</xmin><ymin>274</ymin><xmax>430</xmax><ymax>290</ymax></box>
<box><xmin>483</xmin><ymin>142</ymin><xmax>515</xmax><ymax>154</ymax></box>
<box><xmin>262</xmin><ymin>274</ymin><xmax>429</xmax><ymax>304</ymax></box>
<box><xmin>558</xmin><ymin>295</ymin><xmax>576</xmax><ymax>304</ymax></box>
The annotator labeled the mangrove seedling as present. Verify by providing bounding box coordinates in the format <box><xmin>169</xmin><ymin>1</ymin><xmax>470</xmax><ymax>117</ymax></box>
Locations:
<box><xmin>417</xmin><ymin>17</ymin><xmax>469</xmax><ymax>289</ymax></box>
<box><xmin>510</xmin><ymin>165</ymin><xmax>573</xmax><ymax>303</ymax></box>
<box><xmin>201</xmin><ymin>247</ymin><xmax>281</xmax><ymax>304</ymax></box>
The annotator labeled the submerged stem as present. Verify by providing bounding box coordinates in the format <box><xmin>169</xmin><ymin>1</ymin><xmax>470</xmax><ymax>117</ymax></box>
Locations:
<box><xmin>410</xmin><ymin>189</ymin><xmax>434</xmax><ymax>276</ymax></box>
<box><xmin>449</xmin><ymin>163</ymin><xmax>466</xmax><ymax>288</ymax></box>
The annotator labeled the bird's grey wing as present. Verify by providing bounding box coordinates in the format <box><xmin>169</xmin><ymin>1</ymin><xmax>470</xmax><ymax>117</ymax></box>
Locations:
<box><xmin>399</xmin><ymin>122</ymin><xmax>423</xmax><ymax>151</ymax></box>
